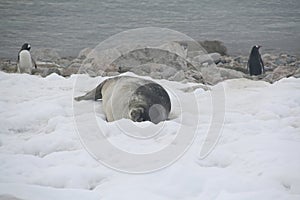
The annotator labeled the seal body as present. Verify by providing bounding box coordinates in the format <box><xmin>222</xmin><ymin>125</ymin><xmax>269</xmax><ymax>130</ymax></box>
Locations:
<box><xmin>248</xmin><ymin>45</ymin><xmax>264</xmax><ymax>76</ymax></box>
<box><xmin>17</xmin><ymin>43</ymin><xmax>36</xmax><ymax>73</ymax></box>
<box><xmin>75</xmin><ymin>76</ymin><xmax>171</xmax><ymax>124</ymax></box>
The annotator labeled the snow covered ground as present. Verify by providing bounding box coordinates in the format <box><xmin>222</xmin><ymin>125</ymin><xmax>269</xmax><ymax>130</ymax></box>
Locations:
<box><xmin>0</xmin><ymin>71</ymin><xmax>300</xmax><ymax>200</ymax></box>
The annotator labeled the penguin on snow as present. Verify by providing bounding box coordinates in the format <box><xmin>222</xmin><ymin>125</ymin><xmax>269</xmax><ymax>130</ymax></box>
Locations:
<box><xmin>247</xmin><ymin>45</ymin><xmax>264</xmax><ymax>76</ymax></box>
<box><xmin>17</xmin><ymin>43</ymin><xmax>37</xmax><ymax>74</ymax></box>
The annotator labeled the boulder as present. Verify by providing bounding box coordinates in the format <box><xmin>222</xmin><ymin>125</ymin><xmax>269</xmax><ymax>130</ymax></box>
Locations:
<box><xmin>198</xmin><ymin>40</ymin><xmax>228</xmax><ymax>56</ymax></box>
<box><xmin>219</xmin><ymin>67</ymin><xmax>245</xmax><ymax>80</ymax></box>
<box><xmin>199</xmin><ymin>65</ymin><xmax>245</xmax><ymax>85</ymax></box>
<box><xmin>199</xmin><ymin>66</ymin><xmax>223</xmax><ymax>85</ymax></box>
<box><xmin>191</xmin><ymin>53</ymin><xmax>222</xmax><ymax>66</ymax></box>
<box><xmin>209</xmin><ymin>53</ymin><xmax>222</xmax><ymax>64</ymax></box>
<box><xmin>111</xmin><ymin>48</ymin><xmax>193</xmax><ymax>73</ymax></box>
<box><xmin>158</xmin><ymin>42</ymin><xmax>188</xmax><ymax>59</ymax></box>
<box><xmin>263</xmin><ymin>65</ymin><xmax>298</xmax><ymax>83</ymax></box>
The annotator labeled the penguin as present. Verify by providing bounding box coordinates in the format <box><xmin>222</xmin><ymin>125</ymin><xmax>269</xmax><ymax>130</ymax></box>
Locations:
<box><xmin>17</xmin><ymin>43</ymin><xmax>37</xmax><ymax>74</ymax></box>
<box><xmin>247</xmin><ymin>45</ymin><xmax>264</xmax><ymax>76</ymax></box>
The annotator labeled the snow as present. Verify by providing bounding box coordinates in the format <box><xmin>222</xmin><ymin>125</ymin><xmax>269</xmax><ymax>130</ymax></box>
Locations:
<box><xmin>0</xmin><ymin>71</ymin><xmax>300</xmax><ymax>200</ymax></box>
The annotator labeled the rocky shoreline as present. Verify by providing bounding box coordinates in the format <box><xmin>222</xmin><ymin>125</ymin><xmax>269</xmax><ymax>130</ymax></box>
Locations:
<box><xmin>1</xmin><ymin>41</ymin><xmax>299</xmax><ymax>85</ymax></box>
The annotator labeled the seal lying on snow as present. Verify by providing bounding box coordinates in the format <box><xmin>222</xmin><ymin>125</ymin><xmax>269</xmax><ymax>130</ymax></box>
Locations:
<box><xmin>75</xmin><ymin>76</ymin><xmax>171</xmax><ymax>124</ymax></box>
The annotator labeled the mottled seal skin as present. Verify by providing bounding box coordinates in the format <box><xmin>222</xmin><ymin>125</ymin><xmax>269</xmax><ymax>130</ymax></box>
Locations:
<box><xmin>75</xmin><ymin>76</ymin><xmax>171</xmax><ymax>124</ymax></box>
<box><xmin>247</xmin><ymin>45</ymin><xmax>264</xmax><ymax>76</ymax></box>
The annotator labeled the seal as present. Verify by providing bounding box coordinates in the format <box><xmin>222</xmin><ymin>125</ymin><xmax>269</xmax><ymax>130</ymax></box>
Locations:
<box><xmin>75</xmin><ymin>76</ymin><xmax>171</xmax><ymax>124</ymax></box>
<box><xmin>17</xmin><ymin>43</ymin><xmax>37</xmax><ymax>74</ymax></box>
<box><xmin>247</xmin><ymin>45</ymin><xmax>264</xmax><ymax>76</ymax></box>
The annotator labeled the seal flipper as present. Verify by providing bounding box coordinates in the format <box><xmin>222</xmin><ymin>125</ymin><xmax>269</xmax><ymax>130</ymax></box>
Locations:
<box><xmin>74</xmin><ymin>81</ymin><xmax>105</xmax><ymax>101</ymax></box>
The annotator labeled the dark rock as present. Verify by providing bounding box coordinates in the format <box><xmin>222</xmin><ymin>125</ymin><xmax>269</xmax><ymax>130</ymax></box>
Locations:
<box><xmin>274</xmin><ymin>58</ymin><xmax>286</xmax><ymax>66</ymax></box>
<box><xmin>286</xmin><ymin>56</ymin><xmax>297</xmax><ymax>64</ymax></box>
<box><xmin>198</xmin><ymin>40</ymin><xmax>228</xmax><ymax>56</ymax></box>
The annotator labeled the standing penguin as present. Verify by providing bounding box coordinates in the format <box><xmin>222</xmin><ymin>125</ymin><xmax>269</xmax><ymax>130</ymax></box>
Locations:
<box><xmin>247</xmin><ymin>45</ymin><xmax>264</xmax><ymax>76</ymax></box>
<box><xmin>17</xmin><ymin>43</ymin><xmax>37</xmax><ymax>74</ymax></box>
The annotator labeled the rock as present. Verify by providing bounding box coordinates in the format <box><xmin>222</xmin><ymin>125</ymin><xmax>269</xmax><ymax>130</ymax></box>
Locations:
<box><xmin>42</xmin><ymin>68</ymin><xmax>61</xmax><ymax>77</ymax></box>
<box><xmin>192</xmin><ymin>53</ymin><xmax>221</xmax><ymax>66</ymax></box>
<box><xmin>209</xmin><ymin>53</ymin><xmax>222</xmax><ymax>64</ymax></box>
<box><xmin>129</xmin><ymin>63</ymin><xmax>184</xmax><ymax>81</ymax></box>
<box><xmin>199</xmin><ymin>65</ymin><xmax>245</xmax><ymax>85</ymax></box>
<box><xmin>263</xmin><ymin>61</ymin><xmax>277</xmax><ymax>70</ymax></box>
<box><xmin>184</xmin><ymin>69</ymin><xmax>204</xmax><ymax>83</ymax></box>
<box><xmin>80</xmin><ymin>47</ymin><xmax>122</xmax><ymax>74</ymax></box>
<box><xmin>105</xmin><ymin>72</ymin><xmax>120</xmax><ymax>76</ymax></box>
<box><xmin>32</xmin><ymin>48</ymin><xmax>61</xmax><ymax>62</ymax></box>
<box><xmin>158</xmin><ymin>42</ymin><xmax>188</xmax><ymax>59</ymax></box>
<box><xmin>176</xmin><ymin>41</ymin><xmax>206</xmax><ymax>52</ymax></box>
<box><xmin>31</xmin><ymin>68</ymin><xmax>44</xmax><ymax>75</ymax></box>
<box><xmin>149</xmin><ymin>71</ymin><xmax>162</xmax><ymax>79</ymax></box>
<box><xmin>199</xmin><ymin>66</ymin><xmax>223</xmax><ymax>85</ymax></box>
<box><xmin>202</xmin><ymin>62</ymin><xmax>209</xmax><ymax>67</ymax></box>
<box><xmin>78</xmin><ymin>48</ymin><xmax>92</xmax><ymax>60</ymax></box>
<box><xmin>274</xmin><ymin>58</ymin><xmax>286</xmax><ymax>66</ymax></box>
<box><xmin>198</xmin><ymin>40</ymin><xmax>228</xmax><ymax>56</ymax></box>
<box><xmin>286</xmin><ymin>56</ymin><xmax>297</xmax><ymax>64</ymax></box>
<box><xmin>219</xmin><ymin>67</ymin><xmax>245</xmax><ymax>80</ymax></box>
<box><xmin>112</xmin><ymin>48</ymin><xmax>193</xmax><ymax>73</ymax></box>
<box><xmin>57</xmin><ymin>58</ymin><xmax>73</xmax><ymax>67</ymax></box>
<box><xmin>61</xmin><ymin>63</ymin><xmax>81</xmax><ymax>76</ymax></box>
<box><xmin>161</xmin><ymin>66</ymin><xmax>177</xmax><ymax>79</ymax></box>
<box><xmin>233</xmin><ymin>56</ymin><xmax>242</xmax><ymax>63</ymax></box>
<box><xmin>0</xmin><ymin>60</ymin><xmax>17</xmax><ymax>73</ymax></box>
<box><xmin>233</xmin><ymin>56</ymin><xmax>248</xmax><ymax>64</ymax></box>
<box><xmin>69</xmin><ymin>62</ymin><xmax>82</xmax><ymax>69</ymax></box>
<box><xmin>169</xmin><ymin>70</ymin><xmax>186</xmax><ymax>82</ymax></box>
<box><xmin>187</xmin><ymin>51</ymin><xmax>204</xmax><ymax>59</ymax></box>
<box><xmin>263</xmin><ymin>65</ymin><xmax>298</xmax><ymax>83</ymax></box>
<box><xmin>293</xmin><ymin>68</ymin><xmax>300</xmax><ymax>78</ymax></box>
<box><xmin>221</xmin><ymin>56</ymin><xmax>233</xmax><ymax>64</ymax></box>
<box><xmin>262</xmin><ymin>53</ymin><xmax>276</xmax><ymax>61</ymax></box>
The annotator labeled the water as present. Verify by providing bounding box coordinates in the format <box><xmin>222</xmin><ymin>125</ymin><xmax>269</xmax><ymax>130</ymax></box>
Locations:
<box><xmin>0</xmin><ymin>0</ymin><xmax>299</xmax><ymax>59</ymax></box>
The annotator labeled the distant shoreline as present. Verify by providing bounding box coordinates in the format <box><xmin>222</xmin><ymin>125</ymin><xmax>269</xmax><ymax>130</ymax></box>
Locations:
<box><xmin>1</xmin><ymin>42</ymin><xmax>299</xmax><ymax>86</ymax></box>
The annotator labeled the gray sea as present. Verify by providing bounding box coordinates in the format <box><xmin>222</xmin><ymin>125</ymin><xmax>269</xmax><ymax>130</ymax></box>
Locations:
<box><xmin>0</xmin><ymin>0</ymin><xmax>299</xmax><ymax>59</ymax></box>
